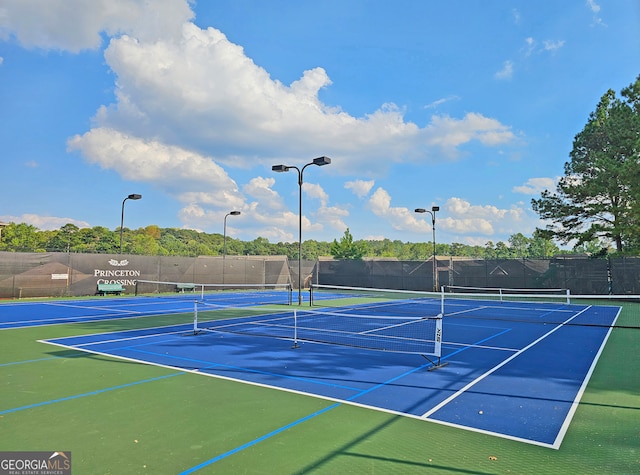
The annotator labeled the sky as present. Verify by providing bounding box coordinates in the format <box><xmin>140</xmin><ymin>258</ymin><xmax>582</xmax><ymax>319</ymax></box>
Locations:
<box><xmin>1</xmin><ymin>1</ymin><xmax>639</xmax><ymax>248</ymax></box>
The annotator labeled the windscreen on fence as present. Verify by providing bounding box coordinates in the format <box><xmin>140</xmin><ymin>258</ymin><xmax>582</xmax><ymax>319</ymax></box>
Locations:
<box><xmin>0</xmin><ymin>252</ymin><xmax>291</xmax><ymax>298</ymax></box>
<box><xmin>2</xmin><ymin>253</ymin><xmax>640</xmax><ymax>299</ymax></box>
<box><xmin>314</xmin><ymin>257</ymin><xmax>640</xmax><ymax>295</ymax></box>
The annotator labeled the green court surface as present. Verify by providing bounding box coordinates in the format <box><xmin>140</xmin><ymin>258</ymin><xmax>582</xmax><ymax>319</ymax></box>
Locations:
<box><xmin>1</xmin><ymin>298</ymin><xmax>638</xmax><ymax>474</ymax></box>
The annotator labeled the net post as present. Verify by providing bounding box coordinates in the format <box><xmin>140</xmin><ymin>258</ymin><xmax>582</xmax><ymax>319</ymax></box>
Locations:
<box><xmin>434</xmin><ymin>314</ymin><xmax>443</xmax><ymax>358</ymax></box>
<box><xmin>440</xmin><ymin>286</ymin><xmax>445</xmax><ymax>316</ymax></box>
<box><xmin>566</xmin><ymin>288</ymin><xmax>571</xmax><ymax>305</ymax></box>
<box><xmin>424</xmin><ymin>312</ymin><xmax>448</xmax><ymax>370</ymax></box>
<box><xmin>193</xmin><ymin>300</ymin><xmax>199</xmax><ymax>334</ymax></box>
<box><xmin>291</xmin><ymin>309</ymin><xmax>300</xmax><ymax>349</ymax></box>
<box><xmin>309</xmin><ymin>285</ymin><xmax>314</xmax><ymax>306</ymax></box>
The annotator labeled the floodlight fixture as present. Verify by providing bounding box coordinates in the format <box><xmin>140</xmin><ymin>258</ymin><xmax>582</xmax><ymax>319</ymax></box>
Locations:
<box><xmin>312</xmin><ymin>156</ymin><xmax>331</xmax><ymax>166</ymax></box>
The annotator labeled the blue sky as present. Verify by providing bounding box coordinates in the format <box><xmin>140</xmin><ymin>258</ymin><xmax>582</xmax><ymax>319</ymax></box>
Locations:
<box><xmin>1</xmin><ymin>1</ymin><xmax>639</xmax><ymax>247</ymax></box>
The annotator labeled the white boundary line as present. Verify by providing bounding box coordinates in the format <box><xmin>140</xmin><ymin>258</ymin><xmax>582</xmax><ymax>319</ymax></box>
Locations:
<box><xmin>551</xmin><ymin>305</ymin><xmax>623</xmax><ymax>447</ymax></box>
<box><xmin>421</xmin><ymin>305</ymin><xmax>598</xmax><ymax>449</ymax></box>
<box><xmin>38</xmin><ymin>302</ymin><xmax>621</xmax><ymax>450</ymax></box>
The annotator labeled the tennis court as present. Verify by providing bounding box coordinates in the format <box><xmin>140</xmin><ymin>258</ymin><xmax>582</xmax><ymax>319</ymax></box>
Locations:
<box><xmin>1</xmin><ymin>285</ymin><xmax>638</xmax><ymax>474</ymax></box>
<box><xmin>39</xmin><ymin>288</ymin><xmax>619</xmax><ymax>447</ymax></box>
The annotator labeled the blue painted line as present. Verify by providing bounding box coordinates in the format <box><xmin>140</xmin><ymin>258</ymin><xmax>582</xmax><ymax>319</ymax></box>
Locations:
<box><xmin>0</xmin><ymin>357</ymin><xmax>58</xmax><ymax>367</ymax></box>
<box><xmin>0</xmin><ymin>372</ymin><xmax>183</xmax><ymax>415</ymax></box>
<box><xmin>176</xmin><ymin>334</ymin><xmax>448</xmax><ymax>473</ymax></box>
<box><xmin>178</xmin><ymin>403</ymin><xmax>341</xmax><ymax>474</ymax></box>
<box><xmin>0</xmin><ymin>351</ymin><xmax>89</xmax><ymax>367</ymax></box>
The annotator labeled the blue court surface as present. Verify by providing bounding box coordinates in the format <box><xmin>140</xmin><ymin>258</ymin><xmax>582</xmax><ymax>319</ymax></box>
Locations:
<box><xmin>7</xmin><ymin>293</ymin><xmax>619</xmax><ymax>448</ymax></box>
<box><xmin>0</xmin><ymin>290</ymin><xmax>288</xmax><ymax>330</ymax></box>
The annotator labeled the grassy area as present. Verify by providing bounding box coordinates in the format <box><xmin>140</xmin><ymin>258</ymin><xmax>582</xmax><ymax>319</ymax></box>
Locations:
<box><xmin>1</xmin><ymin>301</ymin><xmax>639</xmax><ymax>474</ymax></box>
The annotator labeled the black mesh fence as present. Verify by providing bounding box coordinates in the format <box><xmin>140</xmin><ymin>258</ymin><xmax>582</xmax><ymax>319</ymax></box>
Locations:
<box><xmin>0</xmin><ymin>252</ymin><xmax>291</xmax><ymax>298</ymax></box>
<box><xmin>2</xmin><ymin>253</ymin><xmax>639</xmax><ymax>299</ymax></box>
<box><xmin>314</xmin><ymin>257</ymin><xmax>640</xmax><ymax>295</ymax></box>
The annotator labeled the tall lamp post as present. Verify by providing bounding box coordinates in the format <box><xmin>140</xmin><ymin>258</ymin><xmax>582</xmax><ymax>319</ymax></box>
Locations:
<box><xmin>415</xmin><ymin>206</ymin><xmax>440</xmax><ymax>292</ymax></box>
<box><xmin>120</xmin><ymin>194</ymin><xmax>142</xmax><ymax>254</ymax></box>
<box><xmin>223</xmin><ymin>211</ymin><xmax>241</xmax><ymax>258</ymax></box>
<box><xmin>222</xmin><ymin>211</ymin><xmax>241</xmax><ymax>284</ymax></box>
<box><xmin>272</xmin><ymin>156</ymin><xmax>331</xmax><ymax>305</ymax></box>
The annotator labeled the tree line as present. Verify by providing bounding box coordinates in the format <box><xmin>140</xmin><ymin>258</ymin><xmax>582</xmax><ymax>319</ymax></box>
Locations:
<box><xmin>0</xmin><ymin>221</ymin><xmax>602</xmax><ymax>260</ymax></box>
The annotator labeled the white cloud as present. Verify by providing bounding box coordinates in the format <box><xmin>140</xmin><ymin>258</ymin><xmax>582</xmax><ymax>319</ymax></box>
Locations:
<box><xmin>523</xmin><ymin>37</ymin><xmax>536</xmax><ymax>56</ymax></box>
<box><xmin>443</xmin><ymin>197</ymin><xmax>535</xmax><ymax>240</ymax></box>
<box><xmin>586</xmin><ymin>0</ymin><xmax>601</xmax><ymax>14</ymax></box>
<box><xmin>67</xmin><ymin>128</ymin><xmax>247</xmax><ymax>230</ymax></box>
<box><xmin>345</xmin><ymin>180</ymin><xmax>375</xmax><ymax>198</ymax></box>
<box><xmin>303</xmin><ymin>182</ymin><xmax>329</xmax><ymax>206</ymax></box>
<box><xmin>68</xmin><ymin>128</ymin><xmax>239</xmax><ymax>195</ymax></box>
<box><xmin>426</xmin><ymin>113</ymin><xmax>515</xmax><ymax>149</ymax></box>
<box><xmin>368</xmin><ymin>187</ymin><xmax>430</xmax><ymax>233</ymax></box>
<box><xmin>423</xmin><ymin>95</ymin><xmax>461</xmax><ymax>110</ymax></box>
<box><xmin>495</xmin><ymin>60</ymin><xmax>514</xmax><ymax>80</ymax></box>
<box><xmin>316</xmin><ymin>205</ymin><xmax>349</xmax><ymax>233</ymax></box>
<box><xmin>75</xmin><ymin>21</ymin><xmax>516</xmax><ymax>177</ymax></box>
<box><xmin>366</xmin><ymin>190</ymin><xmax>539</xmax><ymax>244</ymax></box>
<box><xmin>542</xmin><ymin>40</ymin><xmax>565</xmax><ymax>52</ymax></box>
<box><xmin>0</xmin><ymin>214</ymin><xmax>90</xmax><ymax>230</ymax></box>
<box><xmin>522</xmin><ymin>37</ymin><xmax>565</xmax><ymax>57</ymax></box>
<box><xmin>5</xmin><ymin>2</ymin><xmax>521</xmax><ymax>238</ymax></box>
<box><xmin>586</xmin><ymin>0</ymin><xmax>606</xmax><ymax>26</ymax></box>
<box><xmin>0</xmin><ymin>0</ymin><xmax>192</xmax><ymax>51</ymax></box>
<box><xmin>243</xmin><ymin>177</ymin><xmax>283</xmax><ymax>211</ymax></box>
<box><xmin>512</xmin><ymin>9</ymin><xmax>521</xmax><ymax>24</ymax></box>
<box><xmin>513</xmin><ymin>177</ymin><xmax>557</xmax><ymax>195</ymax></box>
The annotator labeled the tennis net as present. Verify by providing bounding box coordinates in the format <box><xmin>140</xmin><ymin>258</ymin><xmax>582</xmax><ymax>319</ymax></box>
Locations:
<box><xmin>310</xmin><ymin>284</ymin><xmax>640</xmax><ymax>329</ymax></box>
<box><xmin>444</xmin><ymin>285</ymin><xmax>569</xmax><ymax>299</ymax></box>
<box><xmin>135</xmin><ymin>279</ymin><xmax>292</xmax><ymax>306</ymax></box>
<box><xmin>193</xmin><ymin>298</ymin><xmax>444</xmax><ymax>359</ymax></box>
<box><xmin>309</xmin><ymin>284</ymin><xmax>443</xmax><ymax>312</ymax></box>
<box><xmin>442</xmin><ymin>288</ymin><xmax>640</xmax><ymax>328</ymax></box>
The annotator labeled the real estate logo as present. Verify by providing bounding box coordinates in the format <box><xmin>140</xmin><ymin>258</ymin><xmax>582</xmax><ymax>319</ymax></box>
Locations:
<box><xmin>0</xmin><ymin>451</ymin><xmax>71</xmax><ymax>475</ymax></box>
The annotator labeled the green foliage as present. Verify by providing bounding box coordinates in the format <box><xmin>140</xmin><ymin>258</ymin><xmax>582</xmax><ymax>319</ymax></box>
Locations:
<box><xmin>532</xmin><ymin>75</ymin><xmax>640</xmax><ymax>253</ymax></box>
<box><xmin>0</xmin><ymin>221</ymin><xmax>597</xmax><ymax>259</ymax></box>
<box><xmin>330</xmin><ymin>228</ymin><xmax>368</xmax><ymax>259</ymax></box>
<box><xmin>0</xmin><ymin>223</ymin><xmax>46</xmax><ymax>252</ymax></box>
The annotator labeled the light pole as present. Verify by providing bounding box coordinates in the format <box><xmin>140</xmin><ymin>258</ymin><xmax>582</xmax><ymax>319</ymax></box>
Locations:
<box><xmin>120</xmin><ymin>194</ymin><xmax>142</xmax><ymax>254</ymax></box>
<box><xmin>415</xmin><ymin>206</ymin><xmax>440</xmax><ymax>292</ymax></box>
<box><xmin>222</xmin><ymin>211</ymin><xmax>241</xmax><ymax>284</ymax></box>
<box><xmin>223</xmin><ymin>211</ymin><xmax>241</xmax><ymax>258</ymax></box>
<box><xmin>272</xmin><ymin>156</ymin><xmax>331</xmax><ymax>305</ymax></box>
